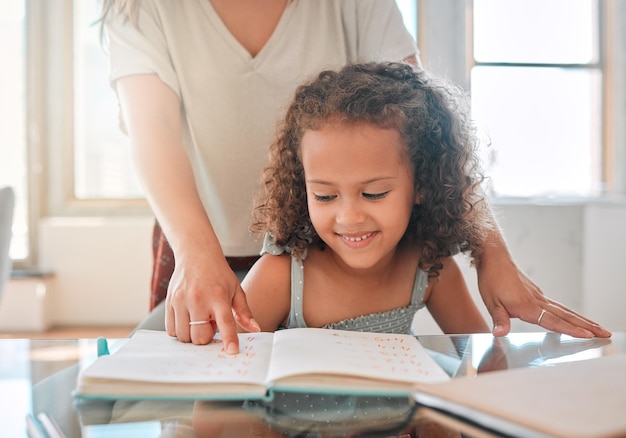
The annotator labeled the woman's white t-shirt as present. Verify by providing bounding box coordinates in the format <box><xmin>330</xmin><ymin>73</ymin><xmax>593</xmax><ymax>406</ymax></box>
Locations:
<box><xmin>105</xmin><ymin>0</ymin><xmax>418</xmax><ymax>256</ymax></box>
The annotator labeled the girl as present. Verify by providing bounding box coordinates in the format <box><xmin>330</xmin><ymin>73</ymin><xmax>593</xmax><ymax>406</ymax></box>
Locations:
<box><xmin>242</xmin><ymin>62</ymin><xmax>491</xmax><ymax>334</ymax></box>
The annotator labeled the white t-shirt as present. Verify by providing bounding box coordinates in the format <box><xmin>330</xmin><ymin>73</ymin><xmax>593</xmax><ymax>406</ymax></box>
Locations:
<box><xmin>105</xmin><ymin>0</ymin><xmax>418</xmax><ymax>256</ymax></box>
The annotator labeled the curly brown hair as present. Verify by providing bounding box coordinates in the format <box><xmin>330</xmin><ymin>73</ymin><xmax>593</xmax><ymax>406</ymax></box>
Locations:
<box><xmin>251</xmin><ymin>62</ymin><xmax>493</xmax><ymax>275</ymax></box>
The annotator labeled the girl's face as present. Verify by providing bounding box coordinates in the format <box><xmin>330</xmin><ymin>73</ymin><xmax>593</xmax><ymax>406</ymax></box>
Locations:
<box><xmin>301</xmin><ymin>121</ymin><xmax>418</xmax><ymax>270</ymax></box>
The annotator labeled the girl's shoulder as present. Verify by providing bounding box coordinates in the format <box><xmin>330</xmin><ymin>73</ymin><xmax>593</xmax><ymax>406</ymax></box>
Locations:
<box><xmin>243</xmin><ymin>253</ymin><xmax>292</xmax><ymax>286</ymax></box>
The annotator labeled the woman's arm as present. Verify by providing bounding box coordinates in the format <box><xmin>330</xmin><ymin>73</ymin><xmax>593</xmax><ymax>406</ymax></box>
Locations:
<box><xmin>425</xmin><ymin>257</ymin><xmax>490</xmax><ymax>334</ymax></box>
<box><xmin>116</xmin><ymin>74</ymin><xmax>259</xmax><ymax>351</ymax></box>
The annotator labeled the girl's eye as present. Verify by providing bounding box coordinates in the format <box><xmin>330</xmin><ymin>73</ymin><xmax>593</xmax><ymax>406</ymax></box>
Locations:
<box><xmin>314</xmin><ymin>194</ymin><xmax>336</xmax><ymax>202</ymax></box>
<box><xmin>363</xmin><ymin>191</ymin><xmax>389</xmax><ymax>200</ymax></box>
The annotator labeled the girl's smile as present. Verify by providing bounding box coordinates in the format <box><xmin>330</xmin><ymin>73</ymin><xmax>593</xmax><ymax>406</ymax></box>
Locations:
<box><xmin>337</xmin><ymin>231</ymin><xmax>378</xmax><ymax>248</ymax></box>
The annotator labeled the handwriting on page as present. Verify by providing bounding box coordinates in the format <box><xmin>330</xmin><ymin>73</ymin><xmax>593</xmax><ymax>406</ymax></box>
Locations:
<box><xmin>178</xmin><ymin>337</ymin><xmax>258</xmax><ymax>378</ymax></box>
<box><xmin>129</xmin><ymin>332</ymin><xmax>273</xmax><ymax>383</ymax></box>
<box><xmin>329</xmin><ymin>332</ymin><xmax>432</xmax><ymax>377</ymax></box>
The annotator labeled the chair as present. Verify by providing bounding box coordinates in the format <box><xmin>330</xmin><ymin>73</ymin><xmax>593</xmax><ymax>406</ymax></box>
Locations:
<box><xmin>0</xmin><ymin>186</ymin><xmax>15</xmax><ymax>299</ymax></box>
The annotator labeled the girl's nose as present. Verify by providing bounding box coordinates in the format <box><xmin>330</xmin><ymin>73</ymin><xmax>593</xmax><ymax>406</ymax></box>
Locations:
<box><xmin>335</xmin><ymin>198</ymin><xmax>365</xmax><ymax>225</ymax></box>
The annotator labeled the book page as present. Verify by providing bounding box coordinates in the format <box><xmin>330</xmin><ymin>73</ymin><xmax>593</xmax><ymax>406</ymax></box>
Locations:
<box><xmin>81</xmin><ymin>330</ymin><xmax>274</xmax><ymax>385</ymax></box>
<box><xmin>266</xmin><ymin>328</ymin><xmax>450</xmax><ymax>385</ymax></box>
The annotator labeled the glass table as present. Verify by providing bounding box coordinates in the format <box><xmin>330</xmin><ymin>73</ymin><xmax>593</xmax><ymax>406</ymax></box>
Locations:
<box><xmin>1</xmin><ymin>332</ymin><xmax>623</xmax><ymax>437</ymax></box>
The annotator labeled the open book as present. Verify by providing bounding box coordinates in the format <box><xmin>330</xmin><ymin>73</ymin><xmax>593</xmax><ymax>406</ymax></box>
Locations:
<box><xmin>74</xmin><ymin>328</ymin><xmax>450</xmax><ymax>401</ymax></box>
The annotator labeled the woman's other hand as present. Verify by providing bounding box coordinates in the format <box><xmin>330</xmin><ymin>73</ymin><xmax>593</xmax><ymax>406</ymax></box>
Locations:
<box><xmin>478</xmin><ymin>253</ymin><xmax>611</xmax><ymax>339</ymax></box>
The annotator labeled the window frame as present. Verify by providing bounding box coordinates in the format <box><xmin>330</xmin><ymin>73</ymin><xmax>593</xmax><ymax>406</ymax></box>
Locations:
<box><xmin>417</xmin><ymin>0</ymin><xmax>625</xmax><ymax>199</ymax></box>
<box><xmin>45</xmin><ymin>0</ymin><xmax>149</xmax><ymax>218</ymax></box>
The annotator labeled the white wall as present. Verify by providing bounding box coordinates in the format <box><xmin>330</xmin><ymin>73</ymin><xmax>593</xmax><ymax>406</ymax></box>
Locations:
<box><xmin>1</xmin><ymin>201</ymin><xmax>625</xmax><ymax>333</ymax></box>
<box><xmin>0</xmin><ymin>217</ymin><xmax>153</xmax><ymax>331</ymax></box>
<box><xmin>582</xmin><ymin>202</ymin><xmax>626</xmax><ymax>327</ymax></box>
<box><xmin>36</xmin><ymin>216</ymin><xmax>154</xmax><ymax>326</ymax></box>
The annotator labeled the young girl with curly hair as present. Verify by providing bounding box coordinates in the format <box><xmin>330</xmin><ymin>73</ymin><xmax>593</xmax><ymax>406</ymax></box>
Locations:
<box><xmin>241</xmin><ymin>61</ymin><xmax>491</xmax><ymax>334</ymax></box>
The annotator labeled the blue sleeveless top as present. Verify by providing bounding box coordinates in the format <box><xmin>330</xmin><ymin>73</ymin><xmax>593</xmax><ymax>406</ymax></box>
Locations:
<box><xmin>284</xmin><ymin>256</ymin><xmax>427</xmax><ymax>334</ymax></box>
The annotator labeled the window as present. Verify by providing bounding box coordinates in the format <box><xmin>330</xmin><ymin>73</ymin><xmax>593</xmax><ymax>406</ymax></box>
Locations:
<box><xmin>396</xmin><ymin>0</ymin><xmax>418</xmax><ymax>41</ymax></box>
<box><xmin>1</xmin><ymin>1</ymin><xmax>147</xmax><ymax>265</ymax></box>
<box><xmin>73</xmin><ymin>1</ymin><xmax>143</xmax><ymax>200</ymax></box>
<box><xmin>470</xmin><ymin>0</ymin><xmax>603</xmax><ymax>197</ymax></box>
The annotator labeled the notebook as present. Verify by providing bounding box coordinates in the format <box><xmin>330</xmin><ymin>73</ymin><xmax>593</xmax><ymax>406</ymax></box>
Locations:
<box><xmin>74</xmin><ymin>328</ymin><xmax>450</xmax><ymax>401</ymax></box>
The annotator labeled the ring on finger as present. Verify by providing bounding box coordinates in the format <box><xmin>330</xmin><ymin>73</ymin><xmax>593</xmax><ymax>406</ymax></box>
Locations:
<box><xmin>189</xmin><ymin>320</ymin><xmax>212</xmax><ymax>326</ymax></box>
<box><xmin>537</xmin><ymin>308</ymin><xmax>547</xmax><ymax>325</ymax></box>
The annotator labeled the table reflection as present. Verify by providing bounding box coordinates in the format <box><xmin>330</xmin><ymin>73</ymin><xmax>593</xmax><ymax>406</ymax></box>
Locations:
<box><xmin>418</xmin><ymin>332</ymin><xmax>615</xmax><ymax>377</ymax></box>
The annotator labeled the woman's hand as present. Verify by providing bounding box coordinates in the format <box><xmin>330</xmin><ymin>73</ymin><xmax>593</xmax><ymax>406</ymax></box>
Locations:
<box><xmin>164</xmin><ymin>247</ymin><xmax>260</xmax><ymax>352</ymax></box>
<box><xmin>477</xmin><ymin>254</ymin><xmax>611</xmax><ymax>338</ymax></box>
